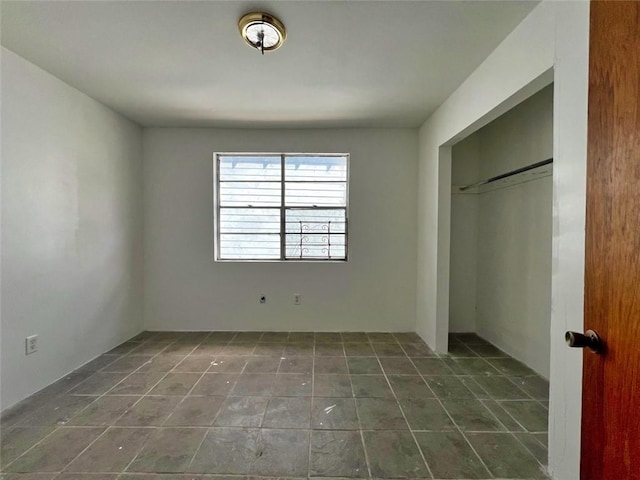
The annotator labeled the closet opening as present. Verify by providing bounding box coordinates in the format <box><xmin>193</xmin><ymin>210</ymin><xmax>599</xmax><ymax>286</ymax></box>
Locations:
<box><xmin>447</xmin><ymin>84</ymin><xmax>553</xmax><ymax>465</ymax></box>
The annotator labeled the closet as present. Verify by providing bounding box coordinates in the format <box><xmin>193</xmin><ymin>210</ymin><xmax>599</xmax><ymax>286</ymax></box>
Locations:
<box><xmin>449</xmin><ymin>85</ymin><xmax>553</xmax><ymax>378</ymax></box>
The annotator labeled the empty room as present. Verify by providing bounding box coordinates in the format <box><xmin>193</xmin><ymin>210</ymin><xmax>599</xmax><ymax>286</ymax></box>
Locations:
<box><xmin>1</xmin><ymin>1</ymin><xmax>638</xmax><ymax>480</ymax></box>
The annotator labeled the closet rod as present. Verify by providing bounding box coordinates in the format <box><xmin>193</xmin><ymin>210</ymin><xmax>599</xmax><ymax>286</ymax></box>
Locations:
<box><xmin>459</xmin><ymin>158</ymin><xmax>553</xmax><ymax>191</ymax></box>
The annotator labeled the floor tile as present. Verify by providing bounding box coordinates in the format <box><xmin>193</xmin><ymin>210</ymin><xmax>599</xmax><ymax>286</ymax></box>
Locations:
<box><xmin>343</xmin><ymin>343</ymin><xmax>375</xmax><ymax>356</ymax></box>
<box><xmin>288</xmin><ymin>332</ymin><xmax>315</xmax><ymax>342</ymax></box>
<box><xmin>398</xmin><ymin>397</ymin><xmax>455</xmax><ymax>431</ymax></box>
<box><xmin>481</xmin><ymin>400</ymin><xmax>525</xmax><ymax>432</ymax></box>
<box><xmin>207</xmin><ymin>357</ymin><xmax>248</xmax><ymax>373</ymax></box>
<box><xmin>221</xmin><ymin>344</ymin><xmax>256</xmax><ymax>355</ymax></box>
<box><xmin>3</xmin><ymin>330</ymin><xmax>549</xmax><ymax>479</ymax></box>
<box><xmin>230</xmin><ymin>374</ymin><xmax>275</xmax><ymax>396</ymax></box>
<box><xmin>341</xmin><ymin>332</ymin><xmax>369</xmax><ymax>342</ymax></box>
<box><xmin>453</xmin><ymin>333</ymin><xmax>490</xmax><ymax>345</ymax></box>
<box><xmin>101</xmin><ymin>355</ymin><xmax>153</xmax><ymax>373</ymax></box>
<box><xmin>362</xmin><ymin>430</ymin><xmax>428</xmax><ymax>478</ymax></box>
<box><xmin>446</xmin><ymin>343</ymin><xmax>477</xmax><ymax>357</ymax></box>
<box><xmin>446</xmin><ymin>358</ymin><xmax>501</xmax><ymax>376</ymax></box>
<box><xmin>115</xmin><ymin>396</ymin><xmax>182</xmax><ymax>426</ymax></box>
<box><xmin>136</xmin><ymin>355</ymin><xmax>184</xmax><ymax>373</ymax></box>
<box><xmin>313</xmin><ymin>375</ymin><xmax>353</xmax><ymax>397</ymax></box>
<box><xmin>387</xmin><ymin>375</ymin><xmax>434</xmax><ymax>399</ymax></box>
<box><xmin>350</xmin><ymin>376</ymin><xmax>393</xmax><ymax>398</ymax></box>
<box><xmin>0</xmin><ymin>427</ymin><xmax>55</xmax><ymax>466</ymax></box>
<box><xmin>315</xmin><ymin>333</ymin><xmax>342</xmax><ymax>343</ymax></box>
<box><xmin>108</xmin><ymin>342</ymin><xmax>140</xmax><ymax>355</ymax></box>
<box><xmin>283</xmin><ymin>344</ymin><xmax>314</xmax><ymax>356</ymax></box>
<box><xmin>510</xmin><ymin>376</ymin><xmax>550</xmax><ymax>400</ymax></box>
<box><xmin>260</xmin><ymin>332</ymin><xmax>289</xmax><ymax>342</ymax></box>
<box><xmin>188</xmin><ymin>427</ymin><xmax>259</xmax><ymax>474</ymax></box>
<box><xmin>128</xmin><ymin>428</ymin><xmax>206</xmax><ymax>473</ymax></box>
<box><xmin>163</xmin><ymin>396</ymin><xmax>224</xmax><ymax>426</ymax></box>
<box><xmin>469</xmin><ymin>344</ymin><xmax>508</xmax><ymax>357</ymax></box>
<box><xmin>70</xmin><ymin>374</ymin><xmax>128</xmax><ymax>395</ymax></box>
<box><xmin>346</xmin><ymin>357</ymin><xmax>382</xmax><ymax>375</ymax></box>
<box><xmin>272</xmin><ymin>373</ymin><xmax>312</xmax><ymax>396</ymax></box>
<box><xmin>441</xmin><ymin>398</ymin><xmax>505</xmax><ymax>432</ymax></box>
<box><xmin>393</xmin><ymin>332</ymin><xmax>423</xmax><ymax>343</ymax></box>
<box><xmin>310</xmin><ymin>430</ymin><xmax>367</xmax><ymax>477</ymax></box>
<box><xmin>243</xmin><ymin>357</ymin><xmax>281</xmax><ymax>373</ymax></box>
<box><xmin>190</xmin><ymin>343</ymin><xmax>226</xmax><ymax>356</ymax></box>
<box><xmin>424</xmin><ymin>376</ymin><xmax>475</xmax><ymax>399</ymax></box>
<box><xmin>173</xmin><ymin>357</ymin><xmax>215</xmax><ymax>373</ymax></box>
<box><xmin>415</xmin><ymin>431</ymin><xmax>491</xmax><ymax>479</ymax></box>
<box><xmin>473</xmin><ymin>375</ymin><xmax>530</xmax><ymax>400</ymax></box>
<box><xmin>367</xmin><ymin>333</ymin><xmax>397</xmax><ymax>343</ymax></box>
<box><xmin>250</xmin><ymin>429</ymin><xmax>309</xmax><ymax>476</ymax></box>
<box><xmin>499</xmin><ymin>401</ymin><xmax>549</xmax><ymax>432</ymax></box>
<box><xmin>371</xmin><ymin>343</ymin><xmax>405</xmax><ymax>356</ymax></box>
<box><xmin>355</xmin><ymin>398</ymin><xmax>407</xmax><ymax>430</ymax></box>
<box><xmin>278</xmin><ymin>357</ymin><xmax>313</xmax><ymax>374</ymax></box>
<box><xmin>213</xmin><ymin>397</ymin><xmax>268</xmax><ymax>427</ymax></box>
<box><xmin>311</xmin><ymin>398</ymin><xmax>359</xmax><ymax>430</ymax></box>
<box><xmin>263</xmin><ymin>397</ymin><xmax>311</xmax><ymax>428</ymax></box>
<box><xmin>76</xmin><ymin>355</ymin><xmax>121</xmax><ymax>374</ymax></box>
<box><xmin>148</xmin><ymin>373</ymin><xmax>202</xmax><ymax>396</ymax></box>
<box><xmin>314</xmin><ymin>358</ymin><xmax>348</xmax><ymax>374</ymax></box>
<box><xmin>66</xmin><ymin>427</ymin><xmax>152</xmax><ymax>472</ymax></box>
<box><xmin>487</xmin><ymin>358</ymin><xmax>537</xmax><ymax>376</ymax></box>
<box><xmin>19</xmin><ymin>396</ymin><xmax>95</xmax><ymax>427</ymax></box>
<box><xmin>190</xmin><ymin>373</ymin><xmax>238</xmax><ymax>395</ymax></box>
<box><xmin>401</xmin><ymin>343</ymin><xmax>435</xmax><ymax>357</ymax></box>
<box><xmin>411</xmin><ymin>358</ymin><xmax>454</xmax><ymax>375</ymax></box>
<box><xmin>315</xmin><ymin>344</ymin><xmax>345</xmax><ymax>356</ymax></box>
<box><xmin>379</xmin><ymin>357</ymin><xmax>418</xmax><ymax>375</ymax></box>
<box><xmin>515</xmin><ymin>432</ymin><xmax>549</xmax><ymax>465</ymax></box>
<box><xmin>67</xmin><ymin>396</ymin><xmax>139</xmax><ymax>426</ymax></box>
<box><xmin>252</xmin><ymin>344</ymin><xmax>285</xmax><ymax>356</ymax></box>
<box><xmin>129</xmin><ymin>342</ymin><xmax>172</xmax><ymax>355</ymax></box>
<box><xmin>467</xmin><ymin>432</ymin><xmax>548</xmax><ymax>478</ymax></box>
<box><xmin>5</xmin><ymin>427</ymin><xmax>105</xmax><ymax>473</ymax></box>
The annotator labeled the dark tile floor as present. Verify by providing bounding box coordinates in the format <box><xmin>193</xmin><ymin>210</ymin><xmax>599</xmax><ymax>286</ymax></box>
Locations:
<box><xmin>0</xmin><ymin>331</ymin><xmax>550</xmax><ymax>479</ymax></box>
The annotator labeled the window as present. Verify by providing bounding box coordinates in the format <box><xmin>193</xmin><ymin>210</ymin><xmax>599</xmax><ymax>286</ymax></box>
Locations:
<box><xmin>214</xmin><ymin>153</ymin><xmax>349</xmax><ymax>261</ymax></box>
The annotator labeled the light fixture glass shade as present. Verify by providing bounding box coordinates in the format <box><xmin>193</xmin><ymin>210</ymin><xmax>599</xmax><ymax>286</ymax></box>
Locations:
<box><xmin>238</xmin><ymin>13</ymin><xmax>286</xmax><ymax>53</ymax></box>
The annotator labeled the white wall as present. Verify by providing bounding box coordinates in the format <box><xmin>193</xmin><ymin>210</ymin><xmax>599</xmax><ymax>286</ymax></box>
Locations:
<box><xmin>416</xmin><ymin>2</ymin><xmax>589</xmax><ymax>479</ymax></box>
<box><xmin>1</xmin><ymin>48</ymin><xmax>144</xmax><ymax>410</ymax></box>
<box><xmin>143</xmin><ymin>128</ymin><xmax>418</xmax><ymax>332</ymax></box>
<box><xmin>449</xmin><ymin>135</ymin><xmax>479</xmax><ymax>332</ymax></box>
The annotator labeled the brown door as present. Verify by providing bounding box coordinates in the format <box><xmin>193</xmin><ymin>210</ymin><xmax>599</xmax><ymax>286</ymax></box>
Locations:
<box><xmin>582</xmin><ymin>1</ymin><xmax>640</xmax><ymax>479</ymax></box>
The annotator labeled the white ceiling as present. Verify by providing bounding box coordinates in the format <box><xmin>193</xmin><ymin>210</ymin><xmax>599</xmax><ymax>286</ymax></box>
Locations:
<box><xmin>1</xmin><ymin>1</ymin><xmax>538</xmax><ymax>128</ymax></box>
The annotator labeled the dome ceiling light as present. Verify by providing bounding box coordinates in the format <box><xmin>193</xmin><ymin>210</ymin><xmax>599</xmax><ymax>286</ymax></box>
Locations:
<box><xmin>238</xmin><ymin>12</ymin><xmax>286</xmax><ymax>55</ymax></box>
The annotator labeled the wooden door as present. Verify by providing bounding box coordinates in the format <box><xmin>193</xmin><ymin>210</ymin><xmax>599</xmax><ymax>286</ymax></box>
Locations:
<box><xmin>582</xmin><ymin>1</ymin><xmax>640</xmax><ymax>479</ymax></box>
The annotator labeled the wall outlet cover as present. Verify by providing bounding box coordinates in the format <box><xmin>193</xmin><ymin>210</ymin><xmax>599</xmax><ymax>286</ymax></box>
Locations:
<box><xmin>25</xmin><ymin>335</ymin><xmax>38</xmax><ymax>355</ymax></box>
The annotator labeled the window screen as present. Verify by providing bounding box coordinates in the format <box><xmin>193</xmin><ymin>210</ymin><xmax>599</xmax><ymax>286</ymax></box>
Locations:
<box><xmin>215</xmin><ymin>153</ymin><xmax>349</xmax><ymax>261</ymax></box>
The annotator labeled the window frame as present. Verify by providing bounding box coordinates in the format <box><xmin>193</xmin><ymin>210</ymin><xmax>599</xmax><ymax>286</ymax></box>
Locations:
<box><xmin>213</xmin><ymin>152</ymin><xmax>350</xmax><ymax>262</ymax></box>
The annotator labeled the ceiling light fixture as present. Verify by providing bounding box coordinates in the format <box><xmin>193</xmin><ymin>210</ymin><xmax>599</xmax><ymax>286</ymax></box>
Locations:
<box><xmin>238</xmin><ymin>12</ymin><xmax>286</xmax><ymax>55</ymax></box>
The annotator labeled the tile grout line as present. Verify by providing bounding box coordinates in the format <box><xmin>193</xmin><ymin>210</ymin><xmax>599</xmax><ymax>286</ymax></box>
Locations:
<box><xmin>306</xmin><ymin>333</ymin><xmax>317</xmax><ymax>479</ymax></box>
<box><xmin>403</xmin><ymin>350</ymin><xmax>495</xmax><ymax>479</ymax></box>
<box><xmin>372</xmin><ymin>341</ymin><xmax>435</xmax><ymax>480</ymax></box>
<box><xmin>348</xmin><ymin>338</ymin><xmax>374</xmax><ymax>480</ymax></box>
<box><xmin>2</xmin><ymin>334</ymin><xmax>183</xmax><ymax>472</ymax></box>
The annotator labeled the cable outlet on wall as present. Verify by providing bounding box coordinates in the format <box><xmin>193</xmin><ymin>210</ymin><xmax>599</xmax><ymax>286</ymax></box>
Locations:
<box><xmin>25</xmin><ymin>335</ymin><xmax>38</xmax><ymax>355</ymax></box>
<box><xmin>260</xmin><ymin>295</ymin><xmax>266</xmax><ymax>304</ymax></box>
<box><xmin>294</xmin><ymin>294</ymin><xmax>301</xmax><ymax>305</ymax></box>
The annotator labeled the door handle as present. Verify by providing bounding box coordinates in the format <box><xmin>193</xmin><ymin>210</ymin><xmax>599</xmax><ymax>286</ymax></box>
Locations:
<box><xmin>565</xmin><ymin>330</ymin><xmax>603</xmax><ymax>353</ymax></box>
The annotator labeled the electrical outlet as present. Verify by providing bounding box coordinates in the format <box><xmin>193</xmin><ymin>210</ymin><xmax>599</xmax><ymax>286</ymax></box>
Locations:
<box><xmin>260</xmin><ymin>295</ymin><xmax>266</xmax><ymax>304</ymax></box>
<box><xmin>25</xmin><ymin>335</ymin><xmax>38</xmax><ymax>355</ymax></box>
<box><xmin>294</xmin><ymin>294</ymin><xmax>301</xmax><ymax>305</ymax></box>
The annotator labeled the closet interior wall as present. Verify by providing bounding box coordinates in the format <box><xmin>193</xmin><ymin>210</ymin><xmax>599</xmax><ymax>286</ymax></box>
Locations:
<box><xmin>449</xmin><ymin>85</ymin><xmax>553</xmax><ymax>378</ymax></box>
